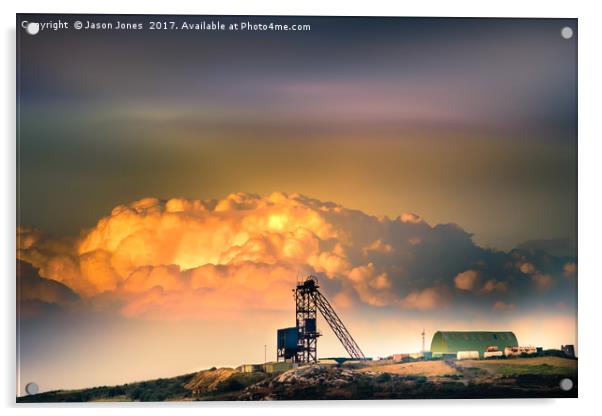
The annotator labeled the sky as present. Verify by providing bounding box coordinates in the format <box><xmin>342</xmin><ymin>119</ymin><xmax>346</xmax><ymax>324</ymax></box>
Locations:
<box><xmin>16</xmin><ymin>15</ymin><xmax>577</xmax><ymax>394</ymax></box>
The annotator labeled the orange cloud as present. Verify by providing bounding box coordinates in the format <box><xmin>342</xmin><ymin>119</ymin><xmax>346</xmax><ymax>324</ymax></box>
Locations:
<box><xmin>400</xmin><ymin>287</ymin><xmax>444</xmax><ymax>310</ymax></box>
<box><xmin>519</xmin><ymin>262</ymin><xmax>536</xmax><ymax>274</ymax></box>
<box><xmin>17</xmin><ymin>193</ymin><xmax>411</xmax><ymax>317</ymax></box>
<box><xmin>345</xmin><ymin>263</ymin><xmax>395</xmax><ymax>306</ymax></box>
<box><xmin>563</xmin><ymin>262</ymin><xmax>577</xmax><ymax>278</ymax></box>
<box><xmin>331</xmin><ymin>291</ymin><xmax>355</xmax><ymax>310</ymax></box>
<box><xmin>481</xmin><ymin>279</ymin><xmax>507</xmax><ymax>294</ymax></box>
<box><xmin>17</xmin><ymin>192</ymin><xmax>575</xmax><ymax>321</ymax></box>
<box><xmin>117</xmin><ymin>262</ymin><xmax>297</xmax><ymax>320</ymax></box>
<box><xmin>531</xmin><ymin>273</ymin><xmax>553</xmax><ymax>291</ymax></box>
<box><xmin>400</xmin><ymin>213</ymin><xmax>423</xmax><ymax>224</ymax></box>
<box><xmin>454</xmin><ymin>270</ymin><xmax>479</xmax><ymax>291</ymax></box>
<box><xmin>362</xmin><ymin>239</ymin><xmax>393</xmax><ymax>255</ymax></box>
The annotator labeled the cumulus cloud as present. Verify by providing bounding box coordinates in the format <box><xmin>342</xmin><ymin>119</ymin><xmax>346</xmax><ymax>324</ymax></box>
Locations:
<box><xmin>563</xmin><ymin>262</ymin><xmax>577</xmax><ymax>278</ymax></box>
<box><xmin>18</xmin><ymin>260</ymin><xmax>78</xmax><ymax>304</ymax></box>
<box><xmin>400</xmin><ymin>287</ymin><xmax>444</xmax><ymax>310</ymax></box>
<box><xmin>454</xmin><ymin>270</ymin><xmax>479</xmax><ymax>291</ymax></box>
<box><xmin>480</xmin><ymin>279</ymin><xmax>507</xmax><ymax>294</ymax></box>
<box><xmin>454</xmin><ymin>270</ymin><xmax>508</xmax><ymax>295</ymax></box>
<box><xmin>17</xmin><ymin>260</ymin><xmax>79</xmax><ymax>318</ymax></box>
<box><xmin>513</xmin><ymin>257</ymin><xmax>556</xmax><ymax>291</ymax></box>
<box><xmin>519</xmin><ymin>262</ymin><xmax>536</xmax><ymax>274</ymax></box>
<box><xmin>17</xmin><ymin>192</ymin><xmax>576</xmax><ymax>320</ymax></box>
<box><xmin>531</xmin><ymin>273</ymin><xmax>553</xmax><ymax>291</ymax></box>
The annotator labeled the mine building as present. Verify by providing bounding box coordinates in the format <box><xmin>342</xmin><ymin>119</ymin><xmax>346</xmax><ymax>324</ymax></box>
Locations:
<box><xmin>430</xmin><ymin>331</ymin><xmax>518</xmax><ymax>358</ymax></box>
<box><xmin>561</xmin><ymin>344</ymin><xmax>576</xmax><ymax>358</ymax></box>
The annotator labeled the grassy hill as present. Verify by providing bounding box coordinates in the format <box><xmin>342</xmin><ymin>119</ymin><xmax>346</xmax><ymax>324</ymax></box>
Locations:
<box><xmin>17</xmin><ymin>373</ymin><xmax>197</xmax><ymax>402</ymax></box>
<box><xmin>17</xmin><ymin>356</ymin><xmax>577</xmax><ymax>402</ymax></box>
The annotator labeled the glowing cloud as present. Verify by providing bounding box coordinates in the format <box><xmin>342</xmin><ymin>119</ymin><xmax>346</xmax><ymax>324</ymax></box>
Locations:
<box><xmin>563</xmin><ymin>262</ymin><xmax>577</xmax><ymax>278</ymax></box>
<box><xmin>17</xmin><ymin>192</ymin><xmax>576</xmax><ymax>320</ymax></box>
<box><xmin>400</xmin><ymin>287</ymin><xmax>444</xmax><ymax>310</ymax></box>
<box><xmin>454</xmin><ymin>270</ymin><xmax>479</xmax><ymax>291</ymax></box>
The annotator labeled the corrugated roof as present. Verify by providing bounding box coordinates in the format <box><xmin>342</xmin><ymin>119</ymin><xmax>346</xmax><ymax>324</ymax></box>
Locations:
<box><xmin>430</xmin><ymin>331</ymin><xmax>518</xmax><ymax>357</ymax></box>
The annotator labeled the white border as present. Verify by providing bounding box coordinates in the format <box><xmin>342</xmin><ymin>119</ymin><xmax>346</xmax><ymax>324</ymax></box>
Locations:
<box><xmin>3</xmin><ymin>1</ymin><xmax>602</xmax><ymax>415</ymax></box>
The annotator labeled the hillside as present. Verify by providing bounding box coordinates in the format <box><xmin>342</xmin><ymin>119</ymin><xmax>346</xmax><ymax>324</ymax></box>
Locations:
<box><xmin>17</xmin><ymin>356</ymin><xmax>577</xmax><ymax>402</ymax></box>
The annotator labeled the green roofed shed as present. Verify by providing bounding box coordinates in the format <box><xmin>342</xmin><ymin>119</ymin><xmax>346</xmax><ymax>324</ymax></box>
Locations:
<box><xmin>430</xmin><ymin>331</ymin><xmax>518</xmax><ymax>358</ymax></box>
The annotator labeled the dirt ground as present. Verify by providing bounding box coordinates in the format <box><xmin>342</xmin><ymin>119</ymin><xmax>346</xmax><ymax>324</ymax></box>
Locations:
<box><xmin>184</xmin><ymin>368</ymin><xmax>238</xmax><ymax>393</ymax></box>
<box><xmin>360</xmin><ymin>356</ymin><xmax>576</xmax><ymax>380</ymax></box>
<box><xmin>360</xmin><ymin>360</ymin><xmax>459</xmax><ymax>377</ymax></box>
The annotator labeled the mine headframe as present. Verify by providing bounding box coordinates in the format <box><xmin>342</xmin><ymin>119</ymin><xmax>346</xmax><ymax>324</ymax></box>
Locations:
<box><xmin>277</xmin><ymin>275</ymin><xmax>365</xmax><ymax>364</ymax></box>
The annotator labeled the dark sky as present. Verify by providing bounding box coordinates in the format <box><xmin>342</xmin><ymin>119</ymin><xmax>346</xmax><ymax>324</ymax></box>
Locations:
<box><xmin>17</xmin><ymin>15</ymin><xmax>577</xmax><ymax>249</ymax></box>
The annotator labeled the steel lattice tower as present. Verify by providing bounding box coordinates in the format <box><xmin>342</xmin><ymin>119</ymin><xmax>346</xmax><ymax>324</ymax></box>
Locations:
<box><xmin>293</xmin><ymin>275</ymin><xmax>365</xmax><ymax>364</ymax></box>
<box><xmin>294</xmin><ymin>277</ymin><xmax>321</xmax><ymax>363</ymax></box>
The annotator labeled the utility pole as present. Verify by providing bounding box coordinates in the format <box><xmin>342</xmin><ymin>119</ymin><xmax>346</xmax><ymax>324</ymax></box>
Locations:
<box><xmin>264</xmin><ymin>344</ymin><xmax>267</xmax><ymax>364</ymax></box>
<box><xmin>421</xmin><ymin>329</ymin><xmax>425</xmax><ymax>353</ymax></box>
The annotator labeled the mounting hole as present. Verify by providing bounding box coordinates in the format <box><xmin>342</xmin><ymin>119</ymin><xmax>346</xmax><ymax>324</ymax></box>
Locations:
<box><xmin>25</xmin><ymin>382</ymin><xmax>39</xmax><ymax>395</ymax></box>
<box><xmin>559</xmin><ymin>378</ymin><xmax>573</xmax><ymax>391</ymax></box>
<box><xmin>25</xmin><ymin>22</ymin><xmax>40</xmax><ymax>36</ymax></box>
<box><xmin>561</xmin><ymin>26</ymin><xmax>573</xmax><ymax>40</ymax></box>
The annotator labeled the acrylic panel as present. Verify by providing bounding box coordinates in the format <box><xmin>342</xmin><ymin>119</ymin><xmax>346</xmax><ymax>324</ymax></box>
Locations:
<box><xmin>16</xmin><ymin>14</ymin><xmax>577</xmax><ymax>402</ymax></box>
